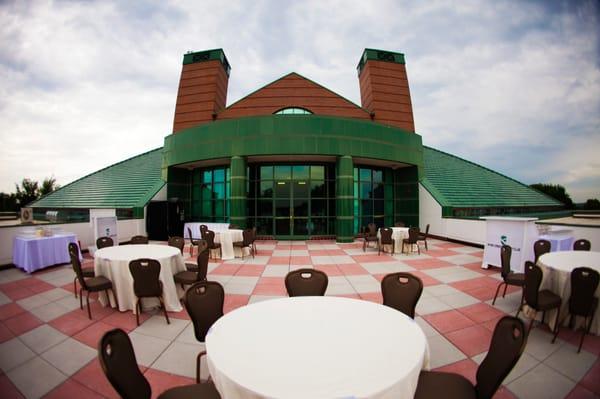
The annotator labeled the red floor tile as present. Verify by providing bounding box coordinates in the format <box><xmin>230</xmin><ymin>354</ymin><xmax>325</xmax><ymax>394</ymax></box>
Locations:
<box><xmin>493</xmin><ymin>386</ymin><xmax>518</xmax><ymax>399</ymax></box>
<box><xmin>435</xmin><ymin>242</ymin><xmax>465</xmax><ymax>249</ymax></box>
<box><xmin>4</xmin><ymin>311</ymin><xmax>43</xmax><ymax>335</ymax></box>
<box><xmin>359</xmin><ymin>292</ymin><xmax>382</xmax><ymax>304</ymax></box>
<box><xmin>314</xmin><ymin>265</ymin><xmax>343</xmax><ymax>276</ymax></box>
<box><xmin>481</xmin><ymin>315</ymin><xmax>506</xmax><ymax>332</ymax></box>
<box><xmin>235</xmin><ymin>265</ymin><xmax>265</xmax><ymax>276</ymax></box>
<box><xmin>102</xmin><ymin>311</ymin><xmax>149</xmax><ymax>332</ymax></box>
<box><xmin>73</xmin><ymin>321</ymin><xmax>117</xmax><ymax>348</ymax></box>
<box><xmin>308</xmin><ymin>249</ymin><xmax>330</xmax><ymax>256</ymax></box>
<box><xmin>0</xmin><ymin>279</ymin><xmax>31</xmax><ymax>290</ymax></box>
<box><xmin>268</xmin><ymin>256</ymin><xmax>290</xmax><ymax>265</ymax></box>
<box><xmin>0</xmin><ymin>374</ymin><xmax>25</xmax><ymax>398</ymax></box>
<box><xmin>351</xmin><ymin>254</ymin><xmax>395</xmax><ymax>263</ymax></box>
<box><xmin>224</xmin><ymin>294</ymin><xmax>250</xmax><ymax>314</ymax></box>
<box><xmin>565</xmin><ymin>328</ymin><xmax>600</xmax><ymax>356</ymax></box>
<box><xmin>565</xmin><ymin>384</ymin><xmax>598</xmax><ymax>399</ymax></box>
<box><xmin>289</xmin><ymin>256</ymin><xmax>312</xmax><ymax>265</ymax></box>
<box><xmin>0</xmin><ymin>303</ymin><xmax>26</xmax><ymax>321</ymax></box>
<box><xmin>463</xmin><ymin>262</ymin><xmax>498</xmax><ymax>275</ymax></box>
<box><xmin>424</xmin><ymin>309</ymin><xmax>477</xmax><ymax>334</ymax></box>
<box><xmin>1</xmin><ymin>286</ymin><xmax>36</xmax><ymax>301</ymax></box>
<box><xmin>86</xmin><ymin>301</ymin><xmax>118</xmax><ymax>320</ymax></box>
<box><xmin>325</xmin><ymin>249</ymin><xmax>347</xmax><ymax>256</ymax></box>
<box><xmin>451</xmin><ymin>276</ymin><xmax>499</xmax><ymax>292</ymax></box>
<box><xmin>26</xmin><ymin>279</ymin><xmax>55</xmax><ymax>294</ymax></box>
<box><xmin>410</xmin><ymin>270</ymin><xmax>441</xmax><ymax>286</ymax></box>
<box><xmin>210</xmin><ymin>264</ymin><xmax>242</xmax><ymax>275</ymax></box>
<box><xmin>425</xmin><ymin>249</ymin><xmax>464</xmax><ymax>258</ymax></box>
<box><xmin>580</xmin><ymin>359</ymin><xmax>600</xmax><ymax>395</ymax></box>
<box><xmin>0</xmin><ymin>321</ymin><xmax>15</xmax><ymax>343</ymax></box>
<box><xmin>403</xmin><ymin>258</ymin><xmax>455</xmax><ymax>270</ymax></box>
<box><xmin>338</xmin><ymin>263</ymin><xmax>368</xmax><ymax>276</ymax></box>
<box><xmin>433</xmin><ymin>358</ymin><xmax>479</xmax><ymax>385</ymax></box>
<box><xmin>49</xmin><ymin>310</ymin><xmax>96</xmax><ymax>336</ymax></box>
<box><xmin>445</xmin><ymin>325</ymin><xmax>493</xmax><ymax>357</ymax></box>
<box><xmin>458</xmin><ymin>303</ymin><xmax>506</xmax><ymax>324</ymax></box>
<box><xmin>43</xmin><ymin>378</ymin><xmax>105</xmax><ymax>399</ymax></box>
<box><xmin>144</xmin><ymin>368</ymin><xmax>196</xmax><ymax>399</ymax></box>
<box><xmin>72</xmin><ymin>359</ymin><xmax>120</xmax><ymax>399</ymax></box>
<box><xmin>253</xmin><ymin>277</ymin><xmax>287</xmax><ymax>295</ymax></box>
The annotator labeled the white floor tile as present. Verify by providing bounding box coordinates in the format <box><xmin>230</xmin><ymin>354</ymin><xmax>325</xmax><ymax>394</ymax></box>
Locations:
<box><xmin>28</xmin><ymin>302</ymin><xmax>71</xmax><ymax>322</ymax></box>
<box><xmin>427</xmin><ymin>335</ymin><xmax>467</xmax><ymax>369</ymax></box>
<box><xmin>7</xmin><ymin>356</ymin><xmax>67</xmax><ymax>399</ymax></box>
<box><xmin>0</xmin><ymin>337</ymin><xmax>37</xmax><ymax>372</ymax></box>
<box><xmin>507</xmin><ymin>363</ymin><xmax>576</xmax><ymax>399</ymax></box>
<box><xmin>19</xmin><ymin>325</ymin><xmax>68</xmax><ymax>354</ymax></box>
<box><xmin>544</xmin><ymin>343</ymin><xmax>597</xmax><ymax>381</ymax></box>
<box><xmin>128</xmin><ymin>331</ymin><xmax>171</xmax><ymax>367</ymax></box>
<box><xmin>153</xmin><ymin>341</ymin><xmax>205</xmax><ymax>379</ymax></box>
<box><xmin>133</xmin><ymin>316</ymin><xmax>189</xmax><ymax>341</ymax></box>
<box><xmin>41</xmin><ymin>338</ymin><xmax>96</xmax><ymax>376</ymax></box>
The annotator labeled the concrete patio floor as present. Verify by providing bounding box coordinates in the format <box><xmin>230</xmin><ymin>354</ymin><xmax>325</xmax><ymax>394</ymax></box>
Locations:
<box><xmin>0</xmin><ymin>238</ymin><xmax>598</xmax><ymax>398</ymax></box>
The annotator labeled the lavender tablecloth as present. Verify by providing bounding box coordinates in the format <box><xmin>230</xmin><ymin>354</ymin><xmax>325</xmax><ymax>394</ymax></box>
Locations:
<box><xmin>12</xmin><ymin>233</ymin><xmax>79</xmax><ymax>273</ymax></box>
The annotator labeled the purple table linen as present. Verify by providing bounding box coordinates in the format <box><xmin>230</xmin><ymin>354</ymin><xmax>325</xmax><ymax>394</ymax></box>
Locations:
<box><xmin>12</xmin><ymin>234</ymin><xmax>79</xmax><ymax>273</ymax></box>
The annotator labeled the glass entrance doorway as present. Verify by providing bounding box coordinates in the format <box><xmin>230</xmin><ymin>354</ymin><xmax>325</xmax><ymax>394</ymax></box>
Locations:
<box><xmin>248</xmin><ymin>164</ymin><xmax>335</xmax><ymax>238</ymax></box>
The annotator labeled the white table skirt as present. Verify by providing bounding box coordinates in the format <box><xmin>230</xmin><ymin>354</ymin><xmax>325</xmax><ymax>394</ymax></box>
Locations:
<box><xmin>536</xmin><ymin>251</ymin><xmax>600</xmax><ymax>334</ymax></box>
<box><xmin>183</xmin><ymin>223</ymin><xmax>243</xmax><ymax>260</ymax></box>
<box><xmin>377</xmin><ymin>227</ymin><xmax>410</xmax><ymax>254</ymax></box>
<box><xmin>206</xmin><ymin>296</ymin><xmax>429</xmax><ymax>399</ymax></box>
<box><xmin>93</xmin><ymin>244</ymin><xmax>186</xmax><ymax>313</ymax></box>
<box><xmin>184</xmin><ymin>222</ymin><xmax>230</xmax><ymax>239</ymax></box>
<box><xmin>13</xmin><ymin>233</ymin><xmax>80</xmax><ymax>273</ymax></box>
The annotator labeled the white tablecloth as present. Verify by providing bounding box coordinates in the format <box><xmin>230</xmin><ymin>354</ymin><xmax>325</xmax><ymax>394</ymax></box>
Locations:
<box><xmin>183</xmin><ymin>223</ymin><xmax>243</xmax><ymax>260</ymax></box>
<box><xmin>537</xmin><ymin>251</ymin><xmax>600</xmax><ymax>334</ymax></box>
<box><xmin>12</xmin><ymin>233</ymin><xmax>80</xmax><ymax>273</ymax></box>
<box><xmin>377</xmin><ymin>227</ymin><xmax>410</xmax><ymax>254</ymax></box>
<box><xmin>94</xmin><ymin>244</ymin><xmax>186</xmax><ymax>313</ymax></box>
<box><xmin>206</xmin><ymin>296</ymin><xmax>429</xmax><ymax>399</ymax></box>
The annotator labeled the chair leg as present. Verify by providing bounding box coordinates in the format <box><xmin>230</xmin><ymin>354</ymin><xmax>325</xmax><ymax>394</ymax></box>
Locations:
<box><xmin>542</xmin><ymin>311</ymin><xmax>546</xmax><ymax>324</ymax></box>
<box><xmin>73</xmin><ymin>277</ymin><xmax>78</xmax><ymax>298</ymax></box>
<box><xmin>135</xmin><ymin>299</ymin><xmax>140</xmax><ymax>326</ymax></box>
<box><xmin>86</xmin><ymin>292</ymin><xmax>92</xmax><ymax>319</ymax></box>
<box><xmin>492</xmin><ymin>281</ymin><xmax>504</xmax><ymax>305</ymax></box>
<box><xmin>417</xmin><ymin>243</ymin><xmax>420</xmax><ymax>255</ymax></box>
<box><xmin>578</xmin><ymin>315</ymin><xmax>594</xmax><ymax>353</ymax></box>
<box><xmin>527</xmin><ymin>311</ymin><xmax>537</xmax><ymax>335</ymax></box>
<box><xmin>79</xmin><ymin>289</ymin><xmax>84</xmax><ymax>310</ymax></box>
<box><xmin>110</xmin><ymin>288</ymin><xmax>119</xmax><ymax>309</ymax></box>
<box><xmin>196</xmin><ymin>351</ymin><xmax>206</xmax><ymax>383</ymax></box>
<box><xmin>424</xmin><ymin>239</ymin><xmax>428</xmax><ymax>251</ymax></box>
<box><xmin>502</xmin><ymin>283</ymin><xmax>508</xmax><ymax>298</ymax></box>
<box><xmin>551</xmin><ymin>306</ymin><xmax>561</xmax><ymax>344</ymax></box>
<box><xmin>160</xmin><ymin>296</ymin><xmax>170</xmax><ymax>325</ymax></box>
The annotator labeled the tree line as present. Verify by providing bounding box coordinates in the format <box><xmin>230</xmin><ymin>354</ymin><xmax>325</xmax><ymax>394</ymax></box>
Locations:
<box><xmin>0</xmin><ymin>177</ymin><xmax>60</xmax><ymax>212</ymax></box>
<box><xmin>529</xmin><ymin>183</ymin><xmax>599</xmax><ymax>210</ymax></box>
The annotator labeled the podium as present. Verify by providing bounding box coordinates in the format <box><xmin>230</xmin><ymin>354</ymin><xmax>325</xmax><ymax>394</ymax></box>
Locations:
<box><xmin>480</xmin><ymin>217</ymin><xmax>539</xmax><ymax>273</ymax></box>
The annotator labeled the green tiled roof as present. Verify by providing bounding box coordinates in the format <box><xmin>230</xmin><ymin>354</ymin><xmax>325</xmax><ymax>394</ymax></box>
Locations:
<box><xmin>30</xmin><ymin>148</ymin><xmax>165</xmax><ymax>209</ymax></box>
<box><xmin>421</xmin><ymin>146</ymin><xmax>562</xmax><ymax>208</ymax></box>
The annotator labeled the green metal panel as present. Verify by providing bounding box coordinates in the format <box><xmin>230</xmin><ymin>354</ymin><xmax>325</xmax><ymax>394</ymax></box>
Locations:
<box><xmin>163</xmin><ymin>115</ymin><xmax>423</xmax><ymax>173</ymax></box>
<box><xmin>357</xmin><ymin>48</ymin><xmax>406</xmax><ymax>76</ymax></box>
<box><xmin>182</xmin><ymin>48</ymin><xmax>231</xmax><ymax>76</ymax></box>
<box><xmin>167</xmin><ymin>167</ymin><xmax>191</xmax><ymax>218</ymax></box>
<box><xmin>394</xmin><ymin>166</ymin><xmax>419</xmax><ymax>227</ymax></box>
<box><xmin>422</xmin><ymin>146</ymin><xmax>562</xmax><ymax>212</ymax></box>
<box><xmin>30</xmin><ymin>148</ymin><xmax>165</xmax><ymax>211</ymax></box>
<box><xmin>229</xmin><ymin>156</ymin><xmax>247</xmax><ymax>227</ymax></box>
<box><xmin>336</xmin><ymin>156</ymin><xmax>354</xmax><ymax>243</ymax></box>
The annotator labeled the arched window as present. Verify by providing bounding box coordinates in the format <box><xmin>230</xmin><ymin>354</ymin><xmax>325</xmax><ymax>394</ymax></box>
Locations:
<box><xmin>274</xmin><ymin>107</ymin><xmax>313</xmax><ymax>115</ymax></box>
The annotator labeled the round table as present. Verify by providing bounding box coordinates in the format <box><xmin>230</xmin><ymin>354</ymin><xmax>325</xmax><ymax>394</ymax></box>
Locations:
<box><xmin>206</xmin><ymin>296</ymin><xmax>429</xmax><ymax>399</ymax></box>
<box><xmin>377</xmin><ymin>227</ymin><xmax>409</xmax><ymax>254</ymax></box>
<box><xmin>538</xmin><ymin>251</ymin><xmax>600</xmax><ymax>334</ymax></box>
<box><xmin>94</xmin><ymin>244</ymin><xmax>186</xmax><ymax>313</ymax></box>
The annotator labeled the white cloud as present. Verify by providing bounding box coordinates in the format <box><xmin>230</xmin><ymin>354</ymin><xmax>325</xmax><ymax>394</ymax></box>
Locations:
<box><xmin>0</xmin><ymin>0</ymin><xmax>598</xmax><ymax>202</ymax></box>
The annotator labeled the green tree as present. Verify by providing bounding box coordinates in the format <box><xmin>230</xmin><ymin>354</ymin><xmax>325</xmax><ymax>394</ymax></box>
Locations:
<box><xmin>40</xmin><ymin>176</ymin><xmax>60</xmax><ymax>196</ymax></box>
<box><xmin>583</xmin><ymin>198</ymin><xmax>600</xmax><ymax>210</ymax></box>
<box><xmin>14</xmin><ymin>178</ymin><xmax>40</xmax><ymax>208</ymax></box>
<box><xmin>529</xmin><ymin>183</ymin><xmax>574</xmax><ymax>209</ymax></box>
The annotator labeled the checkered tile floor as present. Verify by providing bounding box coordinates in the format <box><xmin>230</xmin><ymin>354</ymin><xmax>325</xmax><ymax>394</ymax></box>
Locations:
<box><xmin>0</xmin><ymin>239</ymin><xmax>598</xmax><ymax>398</ymax></box>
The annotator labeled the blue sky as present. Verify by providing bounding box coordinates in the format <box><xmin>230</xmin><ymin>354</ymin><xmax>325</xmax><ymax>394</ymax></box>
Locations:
<box><xmin>0</xmin><ymin>0</ymin><xmax>598</xmax><ymax>201</ymax></box>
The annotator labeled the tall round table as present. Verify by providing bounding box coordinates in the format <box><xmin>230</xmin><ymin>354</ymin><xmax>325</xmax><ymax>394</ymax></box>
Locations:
<box><xmin>94</xmin><ymin>244</ymin><xmax>186</xmax><ymax>313</ymax></box>
<box><xmin>537</xmin><ymin>251</ymin><xmax>600</xmax><ymax>334</ymax></box>
<box><xmin>206</xmin><ymin>296</ymin><xmax>429</xmax><ymax>399</ymax></box>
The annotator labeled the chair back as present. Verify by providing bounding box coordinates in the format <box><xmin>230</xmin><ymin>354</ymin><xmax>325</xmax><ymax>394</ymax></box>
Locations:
<box><xmin>500</xmin><ymin>245</ymin><xmax>512</xmax><ymax>279</ymax></box>
<box><xmin>187</xmin><ymin>227</ymin><xmax>197</xmax><ymax>242</ymax></box>
<box><xmin>285</xmin><ymin>269</ymin><xmax>328</xmax><ymax>297</ymax></box>
<box><xmin>533</xmin><ymin>239</ymin><xmax>551</xmax><ymax>263</ymax></box>
<box><xmin>394</xmin><ymin>221</ymin><xmax>405</xmax><ymax>227</ymax></box>
<box><xmin>381</xmin><ymin>272</ymin><xmax>423</xmax><ymax>318</ymax></box>
<box><xmin>242</xmin><ymin>228</ymin><xmax>253</xmax><ymax>246</ymax></box>
<box><xmin>228</xmin><ymin>224</ymin><xmax>240</xmax><ymax>229</ymax></box>
<box><xmin>129</xmin><ymin>259</ymin><xmax>162</xmax><ymax>297</ymax></box>
<box><xmin>184</xmin><ymin>281</ymin><xmax>225</xmax><ymax>343</ymax></box>
<box><xmin>200</xmin><ymin>224</ymin><xmax>208</xmax><ymax>239</ymax></box>
<box><xmin>573</xmin><ymin>239</ymin><xmax>591</xmax><ymax>251</ymax></box>
<box><xmin>68</xmin><ymin>242</ymin><xmax>88</xmax><ymax>290</ymax></box>
<box><xmin>569</xmin><ymin>267</ymin><xmax>600</xmax><ymax>317</ymax></box>
<box><xmin>130</xmin><ymin>235</ymin><xmax>148</xmax><ymax>245</ymax></box>
<box><xmin>251</xmin><ymin>226</ymin><xmax>257</xmax><ymax>242</ymax></box>
<box><xmin>168</xmin><ymin>236</ymin><xmax>185</xmax><ymax>254</ymax></box>
<box><xmin>98</xmin><ymin>328</ymin><xmax>151</xmax><ymax>399</ymax></box>
<box><xmin>96</xmin><ymin>236</ymin><xmax>114</xmax><ymax>249</ymax></box>
<box><xmin>205</xmin><ymin>230</ymin><xmax>217</xmax><ymax>248</ymax></box>
<box><xmin>195</xmin><ymin>241</ymin><xmax>209</xmax><ymax>281</ymax></box>
<box><xmin>524</xmin><ymin>261</ymin><xmax>543</xmax><ymax>308</ymax></box>
<box><xmin>475</xmin><ymin>316</ymin><xmax>527</xmax><ymax>399</ymax></box>
<box><xmin>407</xmin><ymin>227</ymin><xmax>420</xmax><ymax>243</ymax></box>
<box><xmin>380</xmin><ymin>227</ymin><xmax>393</xmax><ymax>245</ymax></box>
<box><xmin>424</xmin><ymin>224</ymin><xmax>430</xmax><ymax>235</ymax></box>
<box><xmin>367</xmin><ymin>223</ymin><xmax>377</xmax><ymax>237</ymax></box>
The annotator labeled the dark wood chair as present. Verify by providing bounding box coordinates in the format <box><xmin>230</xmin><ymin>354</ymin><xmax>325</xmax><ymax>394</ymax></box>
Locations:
<box><xmin>228</xmin><ymin>224</ymin><xmax>240</xmax><ymax>229</ymax></box>
<box><xmin>168</xmin><ymin>236</ymin><xmax>186</xmax><ymax>255</ymax></box>
<box><xmin>285</xmin><ymin>269</ymin><xmax>328</xmax><ymax>297</ymax></box>
<box><xmin>402</xmin><ymin>227</ymin><xmax>421</xmax><ymax>255</ymax></box>
<box><xmin>98</xmin><ymin>328</ymin><xmax>221</xmax><ymax>399</ymax></box>
<box><xmin>533</xmin><ymin>239</ymin><xmax>551</xmax><ymax>263</ymax></box>
<box><xmin>175</xmin><ymin>242</ymin><xmax>209</xmax><ymax>290</ymax></box>
<box><xmin>381</xmin><ymin>272</ymin><xmax>423</xmax><ymax>319</ymax></box>
<box><xmin>184</xmin><ymin>281</ymin><xmax>225</xmax><ymax>383</ymax></box>
<box><xmin>69</xmin><ymin>242</ymin><xmax>94</xmax><ymax>299</ymax></box>
<box><xmin>362</xmin><ymin>223</ymin><xmax>378</xmax><ymax>252</ymax></box>
<box><xmin>250</xmin><ymin>226</ymin><xmax>258</xmax><ymax>255</ymax></box>
<box><xmin>558</xmin><ymin>267</ymin><xmax>599</xmax><ymax>352</ymax></box>
<box><xmin>378</xmin><ymin>227</ymin><xmax>395</xmax><ymax>255</ymax></box>
<box><xmin>492</xmin><ymin>245</ymin><xmax>525</xmax><ymax>306</ymax></box>
<box><xmin>69</xmin><ymin>242</ymin><xmax>116</xmax><ymax>319</ymax></box>
<box><xmin>417</xmin><ymin>224</ymin><xmax>430</xmax><ymax>251</ymax></box>
<box><xmin>573</xmin><ymin>239</ymin><xmax>591</xmax><ymax>251</ymax></box>
<box><xmin>233</xmin><ymin>228</ymin><xmax>254</xmax><ymax>259</ymax></box>
<box><xmin>187</xmin><ymin>227</ymin><xmax>200</xmax><ymax>256</ymax></box>
<box><xmin>517</xmin><ymin>261</ymin><xmax>561</xmax><ymax>337</ymax></box>
<box><xmin>96</xmin><ymin>236</ymin><xmax>113</xmax><ymax>249</ymax></box>
<box><xmin>414</xmin><ymin>316</ymin><xmax>527</xmax><ymax>399</ymax></box>
<box><xmin>200</xmin><ymin>224</ymin><xmax>208</xmax><ymax>240</ymax></box>
<box><xmin>205</xmin><ymin>230</ymin><xmax>222</xmax><ymax>260</ymax></box>
<box><xmin>394</xmin><ymin>221</ymin><xmax>405</xmax><ymax>227</ymax></box>
<box><xmin>130</xmin><ymin>235</ymin><xmax>149</xmax><ymax>245</ymax></box>
<box><xmin>129</xmin><ymin>259</ymin><xmax>170</xmax><ymax>326</ymax></box>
